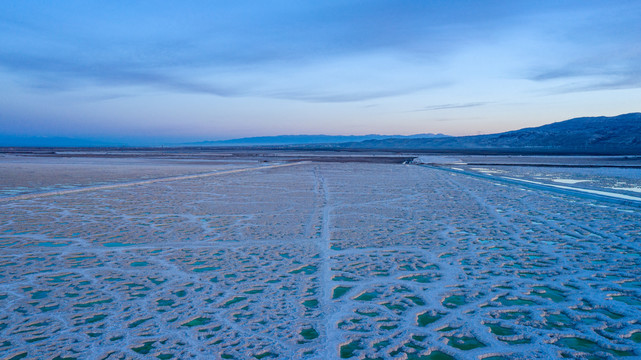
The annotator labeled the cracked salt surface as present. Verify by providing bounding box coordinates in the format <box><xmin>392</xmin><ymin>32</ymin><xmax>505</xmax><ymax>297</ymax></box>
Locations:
<box><xmin>1</xmin><ymin>158</ymin><xmax>640</xmax><ymax>359</ymax></box>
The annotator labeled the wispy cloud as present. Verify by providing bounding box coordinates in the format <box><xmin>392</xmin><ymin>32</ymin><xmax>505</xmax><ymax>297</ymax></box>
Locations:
<box><xmin>1</xmin><ymin>1</ymin><xmax>640</xmax><ymax>140</ymax></box>
<box><xmin>524</xmin><ymin>17</ymin><xmax>641</xmax><ymax>94</ymax></box>
<box><xmin>411</xmin><ymin>102</ymin><xmax>489</xmax><ymax>112</ymax></box>
<box><xmin>0</xmin><ymin>53</ymin><xmax>238</xmax><ymax>96</ymax></box>
<box><xmin>270</xmin><ymin>89</ymin><xmax>418</xmax><ymax>103</ymax></box>
<box><xmin>528</xmin><ymin>59</ymin><xmax>641</xmax><ymax>95</ymax></box>
<box><xmin>0</xmin><ymin>2</ymin><xmax>545</xmax><ymax>104</ymax></box>
<box><xmin>270</xmin><ymin>81</ymin><xmax>451</xmax><ymax>103</ymax></box>
<box><xmin>0</xmin><ymin>49</ymin><xmax>454</xmax><ymax>103</ymax></box>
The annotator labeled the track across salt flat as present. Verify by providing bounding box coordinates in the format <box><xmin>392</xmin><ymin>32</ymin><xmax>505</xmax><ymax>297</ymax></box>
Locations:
<box><xmin>0</xmin><ymin>161</ymin><xmax>307</xmax><ymax>202</ymax></box>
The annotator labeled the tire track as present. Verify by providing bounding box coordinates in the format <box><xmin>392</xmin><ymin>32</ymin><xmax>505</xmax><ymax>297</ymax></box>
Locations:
<box><xmin>0</xmin><ymin>161</ymin><xmax>308</xmax><ymax>202</ymax></box>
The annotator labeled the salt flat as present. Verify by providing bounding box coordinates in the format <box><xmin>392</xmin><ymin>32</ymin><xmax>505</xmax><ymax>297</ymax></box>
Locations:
<box><xmin>1</xmin><ymin>156</ymin><xmax>640</xmax><ymax>359</ymax></box>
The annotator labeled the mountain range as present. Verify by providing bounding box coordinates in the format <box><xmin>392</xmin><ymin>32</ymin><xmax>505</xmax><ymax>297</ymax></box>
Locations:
<box><xmin>2</xmin><ymin>113</ymin><xmax>639</xmax><ymax>154</ymax></box>
<box><xmin>184</xmin><ymin>134</ymin><xmax>448</xmax><ymax>146</ymax></box>
<box><xmin>326</xmin><ymin>113</ymin><xmax>641</xmax><ymax>154</ymax></box>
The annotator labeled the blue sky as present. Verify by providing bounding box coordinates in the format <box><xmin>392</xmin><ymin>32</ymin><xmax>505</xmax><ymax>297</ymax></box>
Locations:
<box><xmin>1</xmin><ymin>1</ymin><xmax>640</xmax><ymax>144</ymax></box>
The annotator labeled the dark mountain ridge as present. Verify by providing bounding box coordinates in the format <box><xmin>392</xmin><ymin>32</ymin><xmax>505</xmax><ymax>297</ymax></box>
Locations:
<box><xmin>333</xmin><ymin>113</ymin><xmax>641</xmax><ymax>154</ymax></box>
<box><xmin>185</xmin><ymin>133</ymin><xmax>448</xmax><ymax>146</ymax></box>
<box><xmin>2</xmin><ymin>113</ymin><xmax>638</xmax><ymax>154</ymax></box>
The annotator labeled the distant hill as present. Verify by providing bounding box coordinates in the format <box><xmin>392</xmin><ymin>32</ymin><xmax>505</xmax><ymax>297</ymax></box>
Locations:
<box><xmin>333</xmin><ymin>113</ymin><xmax>641</xmax><ymax>154</ymax></box>
<box><xmin>185</xmin><ymin>134</ymin><xmax>448</xmax><ymax>146</ymax></box>
<box><xmin>3</xmin><ymin>114</ymin><xmax>639</xmax><ymax>154</ymax></box>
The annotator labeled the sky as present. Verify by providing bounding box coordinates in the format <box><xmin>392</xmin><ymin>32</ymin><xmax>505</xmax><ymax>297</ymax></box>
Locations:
<box><xmin>1</xmin><ymin>1</ymin><xmax>640</xmax><ymax>145</ymax></box>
